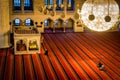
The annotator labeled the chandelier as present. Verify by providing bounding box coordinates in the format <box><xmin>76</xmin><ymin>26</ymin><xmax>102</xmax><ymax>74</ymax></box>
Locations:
<box><xmin>81</xmin><ymin>0</ymin><xmax>119</xmax><ymax>32</ymax></box>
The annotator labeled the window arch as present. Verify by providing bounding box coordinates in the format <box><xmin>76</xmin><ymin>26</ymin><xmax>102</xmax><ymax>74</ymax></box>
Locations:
<box><xmin>25</xmin><ymin>18</ymin><xmax>33</xmax><ymax>26</ymax></box>
<box><xmin>13</xmin><ymin>18</ymin><xmax>21</xmax><ymax>26</ymax></box>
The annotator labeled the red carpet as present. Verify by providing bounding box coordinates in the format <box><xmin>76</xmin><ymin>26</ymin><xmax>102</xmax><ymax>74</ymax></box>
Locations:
<box><xmin>0</xmin><ymin>32</ymin><xmax>120</xmax><ymax>80</ymax></box>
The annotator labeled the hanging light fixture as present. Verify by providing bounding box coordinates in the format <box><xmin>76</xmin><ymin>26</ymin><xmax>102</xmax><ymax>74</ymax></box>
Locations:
<box><xmin>38</xmin><ymin>4</ymin><xmax>51</xmax><ymax>15</ymax></box>
<box><xmin>74</xmin><ymin>3</ymin><xmax>81</xmax><ymax>20</ymax></box>
<box><xmin>68</xmin><ymin>4</ymin><xmax>71</xmax><ymax>8</ymax></box>
<box><xmin>60</xmin><ymin>4</ymin><xmax>64</xmax><ymax>9</ymax></box>
<box><xmin>104</xmin><ymin>0</ymin><xmax>111</xmax><ymax>22</ymax></box>
<box><xmin>47</xmin><ymin>4</ymin><xmax>51</xmax><ymax>10</ymax></box>
<box><xmin>81</xmin><ymin>0</ymin><xmax>119</xmax><ymax>32</ymax></box>
<box><xmin>88</xmin><ymin>0</ymin><xmax>95</xmax><ymax>21</ymax></box>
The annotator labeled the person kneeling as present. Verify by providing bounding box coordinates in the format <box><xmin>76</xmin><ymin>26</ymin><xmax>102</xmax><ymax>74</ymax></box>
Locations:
<box><xmin>98</xmin><ymin>62</ymin><xmax>104</xmax><ymax>71</ymax></box>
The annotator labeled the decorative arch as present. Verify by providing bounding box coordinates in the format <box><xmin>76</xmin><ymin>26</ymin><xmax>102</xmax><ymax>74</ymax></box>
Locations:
<box><xmin>65</xmin><ymin>17</ymin><xmax>75</xmax><ymax>22</ymax></box>
<box><xmin>65</xmin><ymin>18</ymin><xmax>74</xmax><ymax>32</ymax></box>
<box><xmin>55</xmin><ymin>18</ymin><xmax>64</xmax><ymax>28</ymax></box>
<box><xmin>55</xmin><ymin>18</ymin><xmax>64</xmax><ymax>22</ymax></box>
<box><xmin>44</xmin><ymin>18</ymin><xmax>54</xmax><ymax>28</ymax></box>
<box><xmin>44</xmin><ymin>18</ymin><xmax>54</xmax><ymax>22</ymax></box>
<box><xmin>66</xmin><ymin>18</ymin><xmax>74</xmax><ymax>27</ymax></box>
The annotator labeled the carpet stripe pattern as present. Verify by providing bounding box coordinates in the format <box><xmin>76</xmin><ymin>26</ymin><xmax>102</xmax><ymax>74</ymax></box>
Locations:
<box><xmin>0</xmin><ymin>32</ymin><xmax>120</xmax><ymax>80</ymax></box>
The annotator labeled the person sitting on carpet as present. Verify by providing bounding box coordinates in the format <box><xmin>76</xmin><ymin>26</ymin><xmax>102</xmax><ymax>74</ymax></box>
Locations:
<box><xmin>97</xmin><ymin>62</ymin><xmax>104</xmax><ymax>71</ymax></box>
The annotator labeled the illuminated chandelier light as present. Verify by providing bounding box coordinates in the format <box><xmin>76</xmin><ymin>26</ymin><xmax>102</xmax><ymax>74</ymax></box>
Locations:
<box><xmin>81</xmin><ymin>0</ymin><xmax>119</xmax><ymax>32</ymax></box>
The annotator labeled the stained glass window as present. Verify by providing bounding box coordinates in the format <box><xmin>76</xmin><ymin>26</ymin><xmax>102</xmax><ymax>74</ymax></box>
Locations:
<box><xmin>14</xmin><ymin>18</ymin><xmax>21</xmax><ymax>26</ymax></box>
<box><xmin>24</xmin><ymin>0</ymin><xmax>30</xmax><ymax>7</ymax></box>
<box><xmin>67</xmin><ymin>0</ymin><xmax>74</xmax><ymax>10</ymax></box>
<box><xmin>13</xmin><ymin>0</ymin><xmax>21</xmax><ymax>11</ymax></box>
<box><xmin>24</xmin><ymin>0</ymin><xmax>33</xmax><ymax>10</ymax></box>
<box><xmin>14</xmin><ymin>0</ymin><xmax>21</xmax><ymax>6</ymax></box>
<box><xmin>50</xmin><ymin>0</ymin><xmax>53</xmax><ymax>6</ymax></box>
<box><xmin>25</xmin><ymin>19</ymin><xmax>33</xmax><ymax>26</ymax></box>
<box><xmin>56</xmin><ymin>0</ymin><xmax>63</xmax><ymax>10</ymax></box>
<box><xmin>45</xmin><ymin>0</ymin><xmax>53</xmax><ymax>6</ymax></box>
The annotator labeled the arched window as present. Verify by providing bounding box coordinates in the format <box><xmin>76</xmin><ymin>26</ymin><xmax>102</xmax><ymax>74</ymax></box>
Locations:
<box><xmin>13</xmin><ymin>0</ymin><xmax>21</xmax><ymax>11</ymax></box>
<box><xmin>56</xmin><ymin>0</ymin><xmax>63</xmax><ymax>10</ymax></box>
<box><xmin>14</xmin><ymin>18</ymin><xmax>21</xmax><ymax>26</ymax></box>
<box><xmin>24</xmin><ymin>0</ymin><xmax>33</xmax><ymax>11</ymax></box>
<box><xmin>67</xmin><ymin>0</ymin><xmax>74</xmax><ymax>11</ymax></box>
<box><xmin>44</xmin><ymin>20</ymin><xmax>49</xmax><ymax>26</ymax></box>
<box><xmin>55</xmin><ymin>20</ymin><xmax>58</xmax><ymax>26</ymax></box>
<box><xmin>25</xmin><ymin>19</ymin><xmax>33</xmax><ymax>26</ymax></box>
